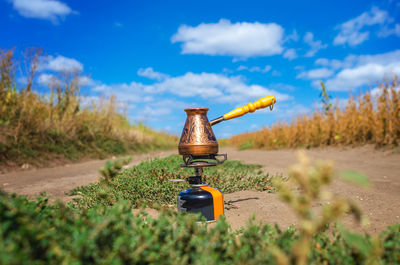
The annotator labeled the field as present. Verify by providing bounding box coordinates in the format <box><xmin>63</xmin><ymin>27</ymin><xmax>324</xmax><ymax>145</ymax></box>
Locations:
<box><xmin>0</xmin><ymin>48</ymin><xmax>177</xmax><ymax>170</ymax></box>
<box><xmin>229</xmin><ymin>79</ymin><xmax>400</xmax><ymax>150</ymax></box>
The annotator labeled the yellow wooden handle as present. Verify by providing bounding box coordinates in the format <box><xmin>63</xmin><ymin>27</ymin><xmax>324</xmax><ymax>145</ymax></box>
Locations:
<box><xmin>223</xmin><ymin>95</ymin><xmax>276</xmax><ymax>120</ymax></box>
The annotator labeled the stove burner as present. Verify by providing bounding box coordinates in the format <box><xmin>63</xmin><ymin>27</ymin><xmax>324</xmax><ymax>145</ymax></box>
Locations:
<box><xmin>180</xmin><ymin>153</ymin><xmax>227</xmax><ymax>168</ymax></box>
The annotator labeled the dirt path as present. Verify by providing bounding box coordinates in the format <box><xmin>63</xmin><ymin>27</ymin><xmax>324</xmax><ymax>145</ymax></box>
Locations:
<box><xmin>1</xmin><ymin>146</ymin><xmax>399</xmax><ymax>234</ymax></box>
<box><xmin>222</xmin><ymin>146</ymin><xmax>400</xmax><ymax>233</ymax></box>
<box><xmin>0</xmin><ymin>150</ymin><xmax>176</xmax><ymax>202</ymax></box>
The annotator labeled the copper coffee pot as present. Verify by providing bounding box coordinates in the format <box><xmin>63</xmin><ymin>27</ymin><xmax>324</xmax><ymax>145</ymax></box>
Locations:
<box><xmin>178</xmin><ymin>95</ymin><xmax>276</xmax><ymax>156</ymax></box>
<box><xmin>173</xmin><ymin>95</ymin><xmax>276</xmax><ymax>221</ymax></box>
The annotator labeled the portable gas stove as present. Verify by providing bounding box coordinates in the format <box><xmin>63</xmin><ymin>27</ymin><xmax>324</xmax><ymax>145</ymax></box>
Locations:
<box><xmin>171</xmin><ymin>95</ymin><xmax>276</xmax><ymax>221</ymax></box>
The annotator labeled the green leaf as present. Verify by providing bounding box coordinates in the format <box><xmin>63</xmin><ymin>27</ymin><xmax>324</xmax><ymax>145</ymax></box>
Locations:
<box><xmin>337</xmin><ymin>223</ymin><xmax>372</xmax><ymax>256</ymax></box>
<box><xmin>339</xmin><ymin>170</ymin><xmax>370</xmax><ymax>187</ymax></box>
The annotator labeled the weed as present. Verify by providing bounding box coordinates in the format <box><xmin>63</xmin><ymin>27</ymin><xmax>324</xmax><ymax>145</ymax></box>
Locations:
<box><xmin>319</xmin><ymin>81</ymin><xmax>332</xmax><ymax>115</ymax></box>
<box><xmin>272</xmin><ymin>151</ymin><xmax>378</xmax><ymax>265</ymax></box>
<box><xmin>99</xmin><ymin>156</ymin><xmax>132</xmax><ymax>180</ymax></box>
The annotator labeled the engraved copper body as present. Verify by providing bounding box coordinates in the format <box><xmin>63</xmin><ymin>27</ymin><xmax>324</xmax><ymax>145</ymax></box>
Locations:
<box><xmin>178</xmin><ymin>108</ymin><xmax>218</xmax><ymax>155</ymax></box>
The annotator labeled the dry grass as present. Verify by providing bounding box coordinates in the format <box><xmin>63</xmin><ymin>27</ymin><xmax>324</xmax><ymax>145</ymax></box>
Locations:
<box><xmin>0</xmin><ymin>48</ymin><xmax>177</xmax><ymax>166</ymax></box>
<box><xmin>229</xmin><ymin>78</ymin><xmax>400</xmax><ymax>150</ymax></box>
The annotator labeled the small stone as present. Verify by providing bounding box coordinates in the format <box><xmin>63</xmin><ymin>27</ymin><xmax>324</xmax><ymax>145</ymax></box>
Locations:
<box><xmin>21</xmin><ymin>163</ymin><xmax>30</xmax><ymax>169</ymax></box>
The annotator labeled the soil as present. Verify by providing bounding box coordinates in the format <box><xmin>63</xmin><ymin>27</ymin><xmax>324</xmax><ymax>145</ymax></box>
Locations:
<box><xmin>0</xmin><ymin>150</ymin><xmax>176</xmax><ymax>202</ymax></box>
<box><xmin>1</xmin><ymin>146</ymin><xmax>400</xmax><ymax>234</ymax></box>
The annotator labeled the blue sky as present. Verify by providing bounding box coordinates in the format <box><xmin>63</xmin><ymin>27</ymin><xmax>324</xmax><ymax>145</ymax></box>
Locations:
<box><xmin>1</xmin><ymin>0</ymin><xmax>399</xmax><ymax>137</ymax></box>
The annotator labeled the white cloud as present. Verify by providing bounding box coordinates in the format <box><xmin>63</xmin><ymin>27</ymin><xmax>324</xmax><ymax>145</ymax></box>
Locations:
<box><xmin>134</xmin><ymin>99</ymin><xmax>197</xmax><ymax>121</ymax></box>
<box><xmin>325</xmin><ymin>63</ymin><xmax>400</xmax><ymax>91</ymax></box>
<box><xmin>297</xmin><ymin>68</ymin><xmax>334</xmax><ymax>79</ymax></box>
<box><xmin>89</xmin><ymin>82</ymin><xmax>197</xmax><ymax>122</ymax></box>
<box><xmin>258</xmin><ymin>65</ymin><xmax>272</xmax><ymax>73</ymax></box>
<box><xmin>315</xmin><ymin>58</ymin><xmax>345</xmax><ymax>70</ymax></box>
<box><xmin>148</xmin><ymin>72</ymin><xmax>225</xmax><ymax>98</ymax></box>
<box><xmin>140</xmin><ymin>106</ymin><xmax>172</xmax><ymax>118</ymax></box>
<box><xmin>38</xmin><ymin>73</ymin><xmax>57</xmax><ymax>86</ymax></box>
<box><xmin>271</xmin><ymin>70</ymin><xmax>281</xmax><ymax>76</ymax></box>
<box><xmin>78</xmin><ymin>76</ymin><xmax>95</xmax><ymax>86</ymax></box>
<box><xmin>348</xmin><ymin>49</ymin><xmax>400</xmax><ymax>66</ymax></box>
<box><xmin>137</xmin><ymin>67</ymin><xmax>169</xmax><ymax>81</ymax></box>
<box><xmin>38</xmin><ymin>73</ymin><xmax>94</xmax><ymax>87</ymax></box>
<box><xmin>370</xmin><ymin>85</ymin><xmax>400</xmax><ymax>98</ymax></box>
<box><xmin>333</xmin><ymin>7</ymin><xmax>391</xmax><ymax>46</ymax></box>
<box><xmin>92</xmin><ymin>70</ymin><xmax>291</xmax><ymax>104</ymax></box>
<box><xmin>269</xmin><ymin>83</ymin><xmax>296</xmax><ymax>91</ymax></box>
<box><xmin>171</xmin><ymin>19</ymin><xmax>284</xmax><ymax>57</ymax></box>
<box><xmin>378</xmin><ymin>24</ymin><xmax>400</xmax><ymax>37</ymax></box>
<box><xmin>303</xmin><ymin>32</ymin><xmax>327</xmax><ymax>57</ymax></box>
<box><xmin>315</xmin><ymin>58</ymin><xmax>329</xmax><ymax>66</ymax></box>
<box><xmin>283</xmin><ymin>48</ymin><xmax>297</xmax><ymax>60</ymax></box>
<box><xmin>320</xmin><ymin>50</ymin><xmax>400</xmax><ymax>69</ymax></box>
<box><xmin>92</xmin><ymin>82</ymin><xmax>148</xmax><ymax>103</ymax></box>
<box><xmin>40</xmin><ymin>55</ymin><xmax>83</xmax><ymax>72</ymax></box>
<box><xmin>285</xmin><ymin>30</ymin><xmax>299</xmax><ymax>42</ymax></box>
<box><xmin>36</xmin><ymin>55</ymin><xmax>95</xmax><ymax>88</ymax></box>
<box><xmin>320</xmin><ymin>50</ymin><xmax>400</xmax><ymax>91</ymax></box>
<box><xmin>9</xmin><ymin>0</ymin><xmax>75</xmax><ymax>23</ymax></box>
<box><xmin>236</xmin><ymin>65</ymin><xmax>247</xmax><ymax>71</ymax></box>
<box><xmin>151</xmin><ymin>72</ymin><xmax>291</xmax><ymax>102</ymax></box>
<box><xmin>236</xmin><ymin>65</ymin><xmax>271</xmax><ymax>73</ymax></box>
<box><xmin>222</xmin><ymin>68</ymin><xmax>234</xmax><ymax>74</ymax></box>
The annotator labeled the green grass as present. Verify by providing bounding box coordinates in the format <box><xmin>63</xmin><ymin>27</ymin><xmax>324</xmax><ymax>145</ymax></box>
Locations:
<box><xmin>1</xmin><ymin>191</ymin><xmax>399</xmax><ymax>264</ymax></box>
<box><xmin>69</xmin><ymin>155</ymin><xmax>275</xmax><ymax>209</ymax></box>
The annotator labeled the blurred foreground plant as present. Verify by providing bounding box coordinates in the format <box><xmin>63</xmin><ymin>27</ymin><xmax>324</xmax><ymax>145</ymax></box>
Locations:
<box><xmin>272</xmin><ymin>151</ymin><xmax>381</xmax><ymax>265</ymax></box>
<box><xmin>99</xmin><ymin>156</ymin><xmax>132</xmax><ymax>180</ymax></box>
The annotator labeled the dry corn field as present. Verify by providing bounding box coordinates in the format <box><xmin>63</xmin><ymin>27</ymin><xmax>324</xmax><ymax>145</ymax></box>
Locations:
<box><xmin>229</xmin><ymin>78</ymin><xmax>400</xmax><ymax>150</ymax></box>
